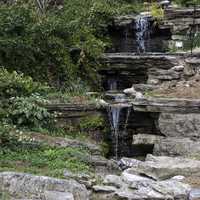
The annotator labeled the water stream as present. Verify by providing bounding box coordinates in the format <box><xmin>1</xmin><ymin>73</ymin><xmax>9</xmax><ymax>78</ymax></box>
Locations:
<box><xmin>107</xmin><ymin>94</ymin><xmax>131</xmax><ymax>159</ymax></box>
<box><xmin>135</xmin><ymin>15</ymin><xmax>150</xmax><ymax>53</ymax></box>
<box><xmin>107</xmin><ymin>78</ymin><xmax>117</xmax><ymax>91</ymax></box>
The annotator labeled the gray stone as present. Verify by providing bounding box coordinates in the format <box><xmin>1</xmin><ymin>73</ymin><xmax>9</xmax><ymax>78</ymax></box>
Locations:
<box><xmin>121</xmin><ymin>171</ymin><xmax>151</xmax><ymax>185</ymax></box>
<box><xmin>172</xmin><ymin>65</ymin><xmax>184</xmax><ymax>72</ymax></box>
<box><xmin>127</xmin><ymin>155</ymin><xmax>200</xmax><ymax>180</ymax></box>
<box><xmin>98</xmin><ymin>173</ymin><xmax>191</xmax><ymax>200</ymax></box>
<box><xmin>133</xmin><ymin>134</ymin><xmax>164</xmax><ymax>145</ymax></box>
<box><xmin>184</xmin><ymin>65</ymin><xmax>196</xmax><ymax>76</ymax></box>
<box><xmin>153</xmin><ymin>137</ymin><xmax>200</xmax><ymax>157</ymax></box>
<box><xmin>148</xmin><ymin>68</ymin><xmax>181</xmax><ymax>80</ymax></box>
<box><xmin>128</xmin><ymin>179</ymin><xmax>190</xmax><ymax>200</ymax></box>
<box><xmin>63</xmin><ymin>170</ymin><xmax>94</xmax><ymax>189</ymax></box>
<box><xmin>158</xmin><ymin>113</ymin><xmax>200</xmax><ymax>138</ymax></box>
<box><xmin>118</xmin><ymin>157</ymin><xmax>142</xmax><ymax>170</ymax></box>
<box><xmin>114</xmin><ymin>15</ymin><xmax>136</xmax><ymax>27</ymax></box>
<box><xmin>103</xmin><ymin>175</ymin><xmax>123</xmax><ymax>188</ymax></box>
<box><xmin>93</xmin><ymin>163</ymin><xmax>191</xmax><ymax>200</ymax></box>
<box><xmin>44</xmin><ymin>191</ymin><xmax>74</xmax><ymax>200</ymax></box>
<box><xmin>93</xmin><ymin>185</ymin><xmax>117</xmax><ymax>193</ymax></box>
<box><xmin>0</xmin><ymin>172</ymin><xmax>89</xmax><ymax>200</ymax></box>
<box><xmin>189</xmin><ymin>188</ymin><xmax>200</xmax><ymax>200</ymax></box>
<box><xmin>132</xmin><ymin>97</ymin><xmax>200</xmax><ymax>113</ymax></box>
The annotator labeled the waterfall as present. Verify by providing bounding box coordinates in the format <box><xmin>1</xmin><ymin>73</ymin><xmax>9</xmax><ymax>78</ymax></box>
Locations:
<box><xmin>108</xmin><ymin>78</ymin><xmax>117</xmax><ymax>90</ymax></box>
<box><xmin>107</xmin><ymin>94</ymin><xmax>131</xmax><ymax>159</ymax></box>
<box><xmin>135</xmin><ymin>16</ymin><xmax>150</xmax><ymax>53</ymax></box>
<box><xmin>108</xmin><ymin>105</ymin><xmax>121</xmax><ymax>159</ymax></box>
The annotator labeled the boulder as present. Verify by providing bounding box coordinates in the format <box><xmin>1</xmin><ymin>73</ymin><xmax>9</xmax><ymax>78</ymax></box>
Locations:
<box><xmin>121</xmin><ymin>171</ymin><xmax>151</xmax><ymax>185</ymax></box>
<box><xmin>154</xmin><ymin>137</ymin><xmax>200</xmax><ymax>157</ymax></box>
<box><xmin>158</xmin><ymin>113</ymin><xmax>200</xmax><ymax>138</ymax></box>
<box><xmin>94</xmin><ymin>170</ymin><xmax>191</xmax><ymax>200</ymax></box>
<box><xmin>0</xmin><ymin>172</ymin><xmax>89</xmax><ymax>200</ymax></box>
<box><xmin>118</xmin><ymin>157</ymin><xmax>143</xmax><ymax>170</ymax></box>
<box><xmin>103</xmin><ymin>175</ymin><xmax>123</xmax><ymax>188</ymax></box>
<box><xmin>126</xmin><ymin>155</ymin><xmax>200</xmax><ymax>180</ymax></box>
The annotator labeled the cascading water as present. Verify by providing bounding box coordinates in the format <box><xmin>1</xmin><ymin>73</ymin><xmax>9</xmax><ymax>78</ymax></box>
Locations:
<box><xmin>107</xmin><ymin>94</ymin><xmax>131</xmax><ymax>159</ymax></box>
<box><xmin>135</xmin><ymin>15</ymin><xmax>150</xmax><ymax>53</ymax></box>
<box><xmin>107</xmin><ymin>78</ymin><xmax>117</xmax><ymax>90</ymax></box>
<box><xmin>108</xmin><ymin>105</ymin><xmax>121</xmax><ymax>159</ymax></box>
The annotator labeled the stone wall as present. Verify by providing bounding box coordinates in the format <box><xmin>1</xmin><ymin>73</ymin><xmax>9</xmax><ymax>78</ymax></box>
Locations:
<box><xmin>46</xmin><ymin>104</ymin><xmax>108</xmax><ymax>144</ymax></box>
<box><xmin>100</xmin><ymin>53</ymin><xmax>200</xmax><ymax>90</ymax></box>
<box><xmin>108</xmin><ymin>8</ymin><xmax>200</xmax><ymax>53</ymax></box>
<box><xmin>161</xmin><ymin>8</ymin><xmax>200</xmax><ymax>50</ymax></box>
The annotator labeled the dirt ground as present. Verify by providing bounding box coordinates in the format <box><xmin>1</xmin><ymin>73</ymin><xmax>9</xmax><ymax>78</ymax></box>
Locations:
<box><xmin>151</xmin><ymin>75</ymin><xmax>200</xmax><ymax>99</ymax></box>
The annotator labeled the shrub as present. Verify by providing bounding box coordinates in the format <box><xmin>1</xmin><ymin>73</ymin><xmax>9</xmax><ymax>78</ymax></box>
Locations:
<box><xmin>0</xmin><ymin>68</ymin><xmax>48</xmax><ymax>99</ymax></box>
<box><xmin>0</xmin><ymin>0</ymin><xmax>144</xmax><ymax>88</ymax></box>
<box><xmin>9</xmin><ymin>95</ymin><xmax>52</xmax><ymax>129</ymax></box>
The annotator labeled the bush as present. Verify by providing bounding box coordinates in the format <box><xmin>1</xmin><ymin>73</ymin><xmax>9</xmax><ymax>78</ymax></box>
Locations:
<box><xmin>0</xmin><ymin>69</ymin><xmax>53</xmax><ymax>133</ymax></box>
<box><xmin>0</xmin><ymin>68</ymin><xmax>48</xmax><ymax>99</ymax></box>
<box><xmin>0</xmin><ymin>0</ymin><xmax>143</xmax><ymax>89</ymax></box>
<box><xmin>9</xmin><ymin>95</ymin><xmax>52</xmax><ymax>129</ymax></box>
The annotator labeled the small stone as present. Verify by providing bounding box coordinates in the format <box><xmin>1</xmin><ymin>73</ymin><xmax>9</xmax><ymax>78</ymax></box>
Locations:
<box><xmin>44</xmin><ymin>191</ymin><xmax>74</xmax><ymax>200</ymax></box>
<box><xmin>93</xmin><ymin>185</ymin><xmax>117</xmax><ymax>193</ymax></box>
<box><xmin>121</xmin><ymin>170</ymin><xmax>151</xmax><ymax>185</ymax></box>
<box><xmin>189</xmin><ymin>189</ymin><xmax>200</xmax><ymax>200</ymax></box>
<box><xmin>172</xmin><ymin>65</ymin><xmax>184</xmax><ymax>71</ymax></box>
<box><xmin>171</xmin><ymin>175</ymin><xmax>185</xmax><ymax>181</ymax></box>
<box><xmin>118</xmin><ymin>157</ymin><xmax>142</xmax><ymax>170</ymax></box>
<box><xmin>123</xmin><ymin>87</ymin><xmax>136</xmax><ymax>96</ymax></box>
<box><xmin>147</xmin><ymin>78</ymin><xmax>160</xmax><ymax>85</ymax></box>
<box><xmin>103</xmin><ymin>175</ymin><xmax>123</xmax><ymax>188</ymax></box>
<box><xmin>135</xmin><ymin>92</ymin><xmax>144</xmax><ymax>99</ymax></box>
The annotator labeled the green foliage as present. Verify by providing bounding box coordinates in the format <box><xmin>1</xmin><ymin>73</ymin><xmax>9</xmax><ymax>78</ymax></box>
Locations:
<box><xmin>0</xmin><ymin>123</ymin><xmax>17</xmax><ymax>147</ymax></box>
<box><xmin>151</xmin><ymin>3</ymin><xmax>164</xmax><ymax>22</ymax></box>
<box><xmin>0</xmin><ymin>3</ymin><xmax>75</xmax><ymax>86</ymax></box>
<box><xmin>0</xmin><ymin>145</ymin><xmax>93</xmax><ymax>177</ymax></box>
<box><xmin>80</xmin><ymin>115</ymin><xmax>104</xmax><ymax>131</ymax></box>
<box><xmin>0</xmin><ymin>0</ymin><xmax>143</xmax><ymax>88</ymax></box>
<box><xmin>0</xmin><ymin>69</ymin><xmax>53</xmax><ymax>141</ymax></box>
<box><xmin>9</xmin><ymin>95</ymin><xmax>52</xmax><ymax>129</ymax></box>
<box><xmin>0</xmin><ymin>68</ymin><xmax>48</xmax><ymax>99</ymax></box>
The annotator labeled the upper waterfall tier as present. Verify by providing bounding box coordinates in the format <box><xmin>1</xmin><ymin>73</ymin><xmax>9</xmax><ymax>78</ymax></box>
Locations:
<box><xmin>107</xmin><ymin>8</ymin><xmax>200</xmax><ymax>53</ymax></box>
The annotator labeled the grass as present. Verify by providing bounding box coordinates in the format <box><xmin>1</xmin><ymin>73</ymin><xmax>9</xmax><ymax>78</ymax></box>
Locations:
<box><xmin>0</xmin><ymin>192</ymin><xmax>11</xmax><ymax>200</ymax></box>
<box><xmin>0</xmin><ymin>144</ymin><xmax>93</xmax><ymax>179</ymax></box>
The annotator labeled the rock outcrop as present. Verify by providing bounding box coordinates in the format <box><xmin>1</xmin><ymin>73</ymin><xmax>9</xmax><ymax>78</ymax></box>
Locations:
<box><xmin>92</xmin><ymin>159</ymin><xmax>192</xmax><ymax>200</ymax></box>
<box><xmin>159</xmin><ymin>113</ymin><xmax>200</xmax><ymax>138</ymax></box>
<box><xmin>126</xmin><ymin>154</ymin><xmax>200</xmax><ymax>180</ymax></box>
<box><xmin>154</xmin><ymin>137</ymin><xmax>200</xmax><ymax>157</ymax></box>
<box><xmin>0</xmin><ymin>172</ymin><xmax>89</xmax><ymax>200</ymax></box>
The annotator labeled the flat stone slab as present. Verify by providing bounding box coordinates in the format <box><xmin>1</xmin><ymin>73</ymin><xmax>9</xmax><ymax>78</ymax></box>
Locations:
<box><xmin>127</xmin><ymin>154</ymin><xmax>200</xmax><ymax>180</ymax></box>
<box><xmin>132</xmin><ymin>97</ymin><xmax>200</xmax><ymax>113</ymax></box>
